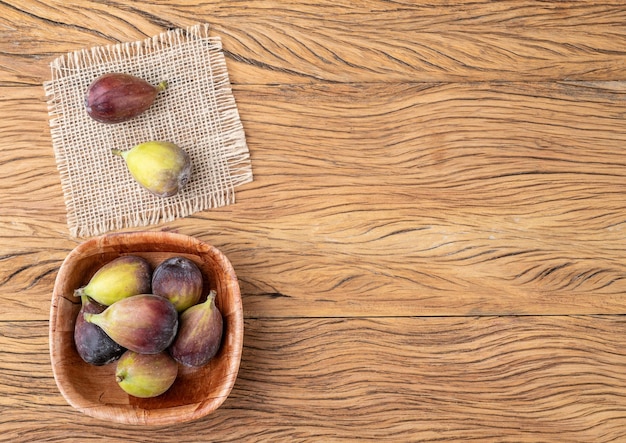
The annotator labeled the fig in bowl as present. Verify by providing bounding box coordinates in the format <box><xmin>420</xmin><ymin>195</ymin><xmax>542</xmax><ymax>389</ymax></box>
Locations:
<box><xmin>49</xmin><ymin>231</ymin><xmax>243</xmax><ymax>425</ymax></box>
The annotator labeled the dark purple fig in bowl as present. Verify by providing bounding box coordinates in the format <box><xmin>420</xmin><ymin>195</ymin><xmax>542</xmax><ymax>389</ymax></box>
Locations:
<box><xmin>74</xmin><ymin>295</ymin><xmax>125</xmax><ymax>366</ymax></box>
<box><xmin>83</xmin><ymin>294</ymin><xmax>178</xmax><ymax>354</ymax></box>
<box><xmin>169</xmin><ymin>290</ymin><xmax>223</xmax><ymax>367</ymax></box>
<box><xmin>152</xmin><ymin>256</ymin><xmax>204</xmax><ymax>312</ymax></box>
<box><xmin>85</xmin><ymin>73</ymin><xmax>167</xmax><ymax>123</ymax></box>
<box><xmin>112</xmin><ymin>141</ymin><xmax>192</xmax><ymax>197</ymax></box>
<box><xmin>73</xmin><ymin>255</ymin><xmax>152</xmax><ymax>306</ymax></box>
<box><xmin>115</xmin><ymin>351</ymin><xmax>178</xmax><ymax>398</ymax></box>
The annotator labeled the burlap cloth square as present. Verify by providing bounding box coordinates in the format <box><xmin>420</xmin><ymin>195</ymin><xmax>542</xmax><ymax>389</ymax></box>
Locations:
<box><xmin>44</xmin><ymin>24</ymin><xmax>252</xmax><ymax>237</ymax></box>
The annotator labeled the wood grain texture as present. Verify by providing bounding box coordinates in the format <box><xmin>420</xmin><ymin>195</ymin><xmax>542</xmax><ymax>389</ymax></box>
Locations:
<box><xmin>229</xmin><ymin>80</ymin><xmax>626</xmax><ymax>317</ymax></box>
<box><xmin>4</xmin><ymin>1</ymin><xmax>626</xmax><ymax>85</ymax></box>
<box><xmin>3</xmin><ymin>0</ymin><xmax>626</xmax><ymax>440</ymax></box>
<box><xmin>3</xmin><ymin>81</ymin><xmax>626</xmax><ymax>319</ymax></box>
<box><xmin>4</xmin><ymin>316</ymin><xmax>626</xmax><ymax>442</ymax></box>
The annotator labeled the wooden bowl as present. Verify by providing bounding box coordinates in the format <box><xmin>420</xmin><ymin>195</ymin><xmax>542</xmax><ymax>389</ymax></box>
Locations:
<box><xmin>49</xmin><ymin>231</ymin><xmax>243</xmax><ymax>425</ymax></box>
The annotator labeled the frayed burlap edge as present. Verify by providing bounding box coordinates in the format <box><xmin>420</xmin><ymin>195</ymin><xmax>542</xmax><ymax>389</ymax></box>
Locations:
<box><xmin>44</xmin><ymin>24</ymin><xmax>252</xmax><ymax>237</ymax></box>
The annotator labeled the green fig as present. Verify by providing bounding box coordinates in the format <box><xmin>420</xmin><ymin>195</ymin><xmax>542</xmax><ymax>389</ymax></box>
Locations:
<box><xmin>169</xmin><ymin>290</ymin><xmax>223</xmax><ymax>367</ymax></box>
<box><xmin>74</xmin><ymin>295</ymin><xmax>125</xmax><ymax>366</ymax></box>
<box><xmin>152</xmin><ymin>256</ymin><xmax>204</xmax><ymax>312</ymax></box>
<box><xmin>112</xmin><ymin>141</ymin><xmax>191</xmax><ymax>197</ymax></box>
<box><xmin>85</xmin><ymin>73</ymin><xmax>167</xmax><ymax>123</ymax></box>
<box><xmin>84</xmin><ymin>294</ymin><xmax>178</xmax><ymax>354</ymax></box>
<box><xmin>74</xmin><ymin>255</ymin><xmax>151</xmax><ymax>306</ymax></box>
<box><xmin>115</xmin><ymin>351</ymin><xmax>178</xmax><ymax>398</ymax></box>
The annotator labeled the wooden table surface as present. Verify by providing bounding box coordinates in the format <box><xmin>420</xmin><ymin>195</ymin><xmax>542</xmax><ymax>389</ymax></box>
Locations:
<box><xmin>3</xmin><ymin>1</ymin><xmax>626</xmax><ymax>441</ymax></box>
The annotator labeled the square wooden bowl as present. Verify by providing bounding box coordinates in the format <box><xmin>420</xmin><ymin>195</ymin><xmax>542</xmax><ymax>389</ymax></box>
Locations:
<box><xmin>49</xmin><ymin>231</ymin><xmax>243</xmax><ymax>425</ymax></box>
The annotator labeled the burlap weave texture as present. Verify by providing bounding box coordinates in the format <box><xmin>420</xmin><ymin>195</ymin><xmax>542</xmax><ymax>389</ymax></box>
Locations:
<box><xmin>44</xmin><ymin>24</ymin><xmax>252</xmax><ymax>237</ymax></box>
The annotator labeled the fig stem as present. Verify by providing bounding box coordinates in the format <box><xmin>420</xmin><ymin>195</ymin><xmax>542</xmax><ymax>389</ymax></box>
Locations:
<box><xmin>73</xmin><ymin>287</ymin><xmax>85</xmax><ymax>298</ymax></box>
<box><xmin>207</xmin><ymin>290</ymin><xmax>216</xmax><ymax>302</ymax></box>
<box><xmin>157</xmin><ymin>80</ymin><xmax>168</xmax><ymax>92</ymax></box>
<box><xmin>111</xmin><ymin>148</ymin><xmax>125</xmax><ymax>158</ymax></box>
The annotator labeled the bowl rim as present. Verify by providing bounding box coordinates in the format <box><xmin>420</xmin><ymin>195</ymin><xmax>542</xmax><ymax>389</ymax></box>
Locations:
<box><xmin>49</xmin><ymin>231</ymin><xmax>243</xmax><ymax>425</ymax></box>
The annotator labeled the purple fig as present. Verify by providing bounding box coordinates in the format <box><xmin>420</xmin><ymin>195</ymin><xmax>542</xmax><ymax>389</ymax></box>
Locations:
<box><xmin>152</xmin><ymin>256</ymin><xmax>204</xmax><ymax>312</ymax></box>
<box><xmin>83</xmin><ymin>294</ymin><xmax>178</xmax><ymax>354</ymax></box>
<box><xmin>85</xmin><ymin>73</ymin><xmax>167</xmax><ymax>123</ymax></box>
<box><xmin>169</xmin><ymin>290</ymin><xmax>223</xmax><ymax>367</ymax></box>
<box><xmin>74</xmin><ymin>255</ymin><xmax>152</xmax><ymax>306</ymax></box>
<box><xmin>115</xmin><ymin>351</ymin><xmax>178</xmax><ymax>398</ymax></box>
<box><xmin>74</xmin><ymin>295</ymin><xmax>125</xmax><ymax>366</ymax></box>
